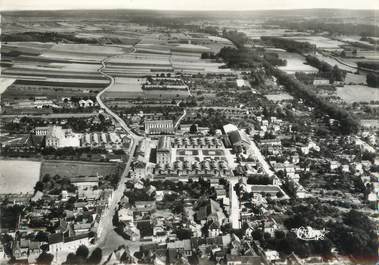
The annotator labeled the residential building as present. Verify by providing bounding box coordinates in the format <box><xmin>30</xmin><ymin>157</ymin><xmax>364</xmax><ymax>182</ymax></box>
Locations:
<box><xmin>145</xmin><ymin>120</ymin><xmax>174</xmax><ymax>134</ymax></box>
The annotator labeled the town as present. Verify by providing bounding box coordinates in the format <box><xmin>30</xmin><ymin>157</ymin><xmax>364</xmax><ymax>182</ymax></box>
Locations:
<box><xmin>0</xmin><ymin>7</ymin><xmax>378</xmax><ymax>265</ymax></box>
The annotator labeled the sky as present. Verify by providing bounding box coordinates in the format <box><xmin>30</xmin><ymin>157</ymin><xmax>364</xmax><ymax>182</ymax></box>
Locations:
<box><xmin>1</xmin><ymin>0</ymin><xmax>378</xmax><ymax>11</ymax></box>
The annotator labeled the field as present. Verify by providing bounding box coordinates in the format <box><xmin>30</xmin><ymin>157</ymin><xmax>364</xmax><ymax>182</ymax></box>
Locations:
<box><xmin>345</xmin><ymin>73</ymin><xmax>367</xmax><ymax>85</ymax></box>
<box><xmin>41</xmin><ymin>160</ymin><xmax>124</xmax><ymax>178</ymax></box>
<box><xmin>0</xmin><ymin>78</ymin><xmax>15</xmax><ymax>95</ymax></box>
<box><xmin>0</xmin><ymin>160</ymin><xmax>41</xmax><ymax>194</ymax></box>
<box><xmin>108</xmin><ymin>77</ymin><xmax>145</xmax><ymax>93</ymax></box>
<box><xmin>336</xmin><ymin>85</ymin><xmax>379</xmax><ymax>103</ymax></box>
<box><xmin>284</xmin><ymin>36</ymin><xmax>345</xmax><ymax>49</ymax></box>
<box><xmin>277</xmin><ymin>51</ymin><xmax>318</xmax><ymax>74</ymax></box>
<box><xmin>315</xmin><ymin>53</ymin><xmax>357</xmax><ymax>72</ymax></box>
<box><xmin>265</xmin><ymin>93</ymin><xmax>294</xmax><ymax>102</ymax></box>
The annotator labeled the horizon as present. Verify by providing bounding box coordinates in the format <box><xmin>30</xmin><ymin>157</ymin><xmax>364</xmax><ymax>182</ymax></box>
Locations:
<box><xmin>2</xmin><ymin>7</ymin><xmax>379</xmax><ymax>12</ymax></box>
<box><xmin>1</xmin><ymin>0</ymin><xmax>378</xmax><ymax>12</ymax></box>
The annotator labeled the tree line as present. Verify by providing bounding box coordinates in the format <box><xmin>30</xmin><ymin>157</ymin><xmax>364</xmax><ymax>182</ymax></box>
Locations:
<box><xmin>261</xmin><ymin>36</ymin><xmax>316</xmax><ymax>53</ymax></box>
<box><xmin>305</xmin><ymin>55</ymin><xmax>346</xmax><ymax>83</ymax></box>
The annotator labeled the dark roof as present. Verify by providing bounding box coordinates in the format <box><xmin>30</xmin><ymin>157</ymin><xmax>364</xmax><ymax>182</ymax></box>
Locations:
<box><xmin>48</xmin><ymin>233</ymin><xmax>63</xmax><ymax>244</ymax></box>
<box><xmin>228</xmin><ymin>130</ymin><xmax>242</xmax><ymax>145</ymax></box>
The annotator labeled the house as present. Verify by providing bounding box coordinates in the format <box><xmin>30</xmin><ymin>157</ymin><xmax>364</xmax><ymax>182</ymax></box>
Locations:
<box><xmin>167</xmin><ymin>239</ymin><xmax>192</xmax><ymax>257</ymax></box>
<box><xmin>208</xmin><ymin>221</ymin><xmax>221</xmax><ymax>238</ymax></box>
<box><xmin>264</xmin><ymin>250</ymin><xmax>280</xmax><ymax>262</ymax></box>
<box><xmin>329</xmin><ymin>161</ymin><xmax>340</xmax><ymax>171</ymax></box>
<box><xmin>118</xmin><ymin>208</ymin><xmax>133</xmax><ymax>223</ymax></box>
<box><xmin>313</xmin><ymin>78</ymin><xmax>330</xmax><ymax>86</ymax></box>
<box><xmin>263</xmin><ymin>218</ymin><xmax>279</xmax><ymax>237</ymax></box>
<box><xmin>73</xmin><ymin>223</ymin><xmax>91</xmax><ymax>235</ymax></box>
<box><xmin>123</xmin><ymin>223</ymin><xmax>140</xmax><ymax>241</ymax></box>
<box><xmin>78</xmin><ymin>99</ymin><xmax>94</xmax><ymax>108</ymax></box>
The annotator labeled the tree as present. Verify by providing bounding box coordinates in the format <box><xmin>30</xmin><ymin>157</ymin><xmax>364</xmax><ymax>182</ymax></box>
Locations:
<box><xmin>36</xmin><ymin>252</ymin><xmax>54</xmax><ymax>265</ymax></box>
<box><xmin>87</xmin><ymin>248</ymin><xmax>102</xmax><ymax>265</ymax></box>
<box><xmin>366</xmin><ymin>73</ymin><xmax>379</xmax><ymax>88</ymax></box>
<box><xmin>189</xmin><ymin>124</ymin><xmax>198</xmax><ymax>134</ymax></box>
<box><xmin>34</xmin><ymin>181</ymin><xmax>44</xmax><ymax>192</ymax></box>
<box><xmin>76</xmin><ymin>245</ymin><xmax>89</xmax><ymax>260</ymax></box>
<box><xmin>176</xmin><ymin>228</ymin><xmax>193</xmax><ymax>240</ymax></box>
<box><xmin>64</xmin><ymin>253</ymin><xmax>81</xmax><ymax>265</ymax></box>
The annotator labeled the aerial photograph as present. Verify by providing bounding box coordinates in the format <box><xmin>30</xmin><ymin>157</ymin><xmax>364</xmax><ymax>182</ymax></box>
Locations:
<box><xmin>0</xmin><ymin>0</ymin><xmax>378</xmax><ymax>264</ymax></box>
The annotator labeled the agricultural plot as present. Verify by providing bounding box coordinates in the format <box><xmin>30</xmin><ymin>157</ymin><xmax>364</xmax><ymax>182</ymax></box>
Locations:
<box><xmin>107</xmin><ymin>77</ymin><xmax>145</xmax><ymax>93</ymax></box>
<box><xmin>41</xmin><ymin>160</ymin><xmax>124</xmax><ymax>179</ymax></box>
<box><xmin>315</xmin><ymin>53</ymin><xmax>357</xmax><ymax>72</ymax></box>
<box><xmin>0</xmin><ymin>78</ymin><xmax>15</xmax><ymax>95</ymax></box>
<box><xmin>0</xmin><ymin>160</ymin><xmax>41</xmax><ymax>194</ymax></box>
<box><xmin>277</xmin><ymin>51</ymin><xmax>318</xmax><ymax>74</ymax></box>
<box><xmin>345</xmin><ymin>73</ymin><xmax>367</xmax><ymax>85</ymax></box>
<box><xmin>336</xmin><ymin>85</ymin><xmax>379</xmax><ymax>103</ymax></box>
<box><xmin>2</xmin><ymin>42</ymin><xmax>54</xmax><ymax>55</ymax></box>
<box><xmin>48</xmin><ymin>43</ymin><xmax>125</xmax><ymax>54</ymax></box>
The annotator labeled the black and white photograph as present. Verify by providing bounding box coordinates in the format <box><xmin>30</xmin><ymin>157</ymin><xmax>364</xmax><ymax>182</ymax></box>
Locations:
<box><xmin>0</xmin><ymin>0</ymin><xmax>378</xmax><ymax>264</ymax></box>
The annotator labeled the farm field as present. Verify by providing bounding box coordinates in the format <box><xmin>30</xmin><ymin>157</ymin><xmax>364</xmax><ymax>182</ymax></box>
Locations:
<box><xmin>277</xmin><ymin>51</ymin><xmax>318</xmax><ymax>74</ymax></box>
<box><xmin>345</xmin><ymin>73</ymin><xmax>367</xmax><ymax>84</ymax></box>
<box><xmin>241</xmin><ymin>27</ymin><xmax>296</xmax><ymax>39</ymax></box>
<box><xmin>40</xmin><ymin>160</ymin><xmax>124</xmax><ymax>178</ymax></box>
<box><xmin>315</xmin><ymin>53</ymin><xmax>357</xmax><ymax>72</ymax></box>
<box><xmin>48</xmin><ymin>43</ymin><xmax>125</xmax><ymax>55</ymax></box>
<box><xmin>0</xmin><ymin>78</ymin><xmax>15</xmax><ymax>95</ymax></box>
<box><xmin>107</xmin><ymin>77</ymin><xmax>145</xmax><ymax>93</ymax></box>
<box><xmin>336</xmin><ymin>85</ymin><xmax>379</xmax><ymax>103</ymax></box>
<box><xmin>0</xmin><ymin>160</ymin><xmax>41</xmax><ymax>194</ymax></box>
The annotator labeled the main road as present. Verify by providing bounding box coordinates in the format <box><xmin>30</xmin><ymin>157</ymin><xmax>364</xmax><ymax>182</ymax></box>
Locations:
<box><xmin>95</xmin><ymin>51</ymin><xmax>142</xmax><ymax>248</ymax></box>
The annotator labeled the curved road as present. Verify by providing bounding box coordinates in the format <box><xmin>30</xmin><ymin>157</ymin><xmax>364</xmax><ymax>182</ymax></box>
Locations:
<box><xmin>95</xmin><ymin>51</ymin><xmax>142</xmax><ymax>247</ymax></box>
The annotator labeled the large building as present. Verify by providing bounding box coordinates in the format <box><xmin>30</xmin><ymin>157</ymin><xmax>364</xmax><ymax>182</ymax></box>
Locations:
<box><xmin>44</xmin><ymin>126</ymin><xmax>81</xmax><ymax>148</ymax></box>
<box><xmin>144</xmin><ymin>120</ymin><xmax>174</xmax><ymax>135</ymax></box>
<box><xmin>157</xmin><ymin>136</ymin><xmax>171</xmax><ymax>165</ymax></box>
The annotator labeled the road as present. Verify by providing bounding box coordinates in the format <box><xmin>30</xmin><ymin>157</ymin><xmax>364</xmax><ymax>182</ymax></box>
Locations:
<box><xmin>0</xmin><ymin>113</ymin><xmax>97</xmax><ymax>119</ymax></box>
<box><xmin>95</xmin><ymin>52</ymin><xmax>142</xmax><ymax>248</ymax></box>
<box><xmin>248</xmin><ymin>139</ymin><xmax>274</xmax><ymax>177</ymax></box>
<box><xmin>229</xmin><ymin>178</ymin><xmax>241</xmax><ymax>229</ymax></box>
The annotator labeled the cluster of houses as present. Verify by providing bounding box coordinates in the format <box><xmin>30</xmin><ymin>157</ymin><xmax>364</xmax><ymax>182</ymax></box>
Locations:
<box><xmin>0</xmin><ymin>175</ymin><xmax>114</xmax><ymax>261</ymax></box>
